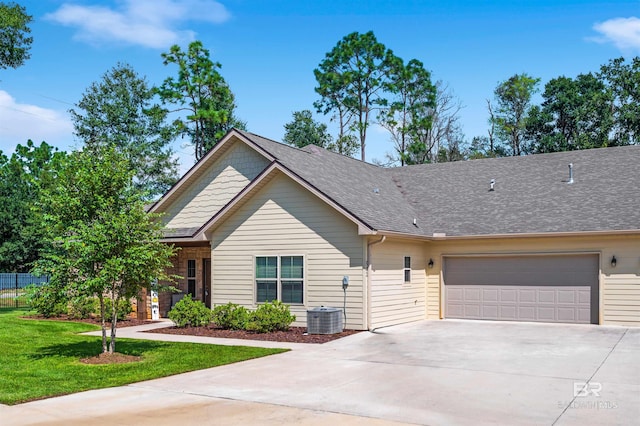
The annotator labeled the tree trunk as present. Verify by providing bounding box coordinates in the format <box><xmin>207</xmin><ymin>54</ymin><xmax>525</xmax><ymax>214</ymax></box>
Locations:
<box><xmin>99</xmin><ymin>296</ymin><xmax>107</xmax><ymax>354</ymax></box>
<box><xmin>108</xmin><ymin>297</ymin><xmax>118</xmax><ymax>353</ymax></box>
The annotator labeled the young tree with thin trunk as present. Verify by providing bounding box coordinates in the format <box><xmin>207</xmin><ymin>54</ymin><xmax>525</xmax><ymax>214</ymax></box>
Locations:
<box><xmin>36</xmin><ymin>148</ymin><xmax>176</xmax><ymax>354</ymax></box>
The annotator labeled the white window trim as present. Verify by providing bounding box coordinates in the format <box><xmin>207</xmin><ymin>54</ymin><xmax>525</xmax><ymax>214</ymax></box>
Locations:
<box><xmin>254</xmin><ymin>254</ymin><xmax>305</xmax><ymax>305</ymax></box>
<box><xmin>403</xmin><ymin>256</ymin><xmax>411</xmax><ymax>284</ymax></box>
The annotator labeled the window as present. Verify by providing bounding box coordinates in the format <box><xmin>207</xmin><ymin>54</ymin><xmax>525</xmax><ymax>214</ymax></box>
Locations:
<box><xmin>187</xmin><ymin>259</ymin><xmax>196</xmax><ymax>297</ymax></box>
<box><xmin>403</xmin><ymin>256</ymin><xmax>411</xmax><ymax>283</ymax></box>
<box><xmin>256</xmin><ymin>256</ymin><xmax>277</xmax><ymax>302</ymax></box>
<box><xmin>255</xmin><ymin>255</ymin><xmax>304</xmax><ymax>304</ymax></box>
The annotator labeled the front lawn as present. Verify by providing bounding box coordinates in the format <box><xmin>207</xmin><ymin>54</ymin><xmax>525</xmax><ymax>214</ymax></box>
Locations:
<box><xmin>0</xmin><ymin>308</ymin><xmax>287</xmax><ymax>405</ymax></box>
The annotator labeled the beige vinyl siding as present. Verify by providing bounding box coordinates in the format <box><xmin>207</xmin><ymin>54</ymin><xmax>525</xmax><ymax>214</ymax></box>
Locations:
<box><xmin>369</xmin><ymin>239</ymin><xmax>427</xmax><ymax>329</ymax></box>
<box><xmin>211</xmin><ymin>173</ymin><xmax>366</xmax><ymax>329</ymax></box>
<box><xmin>163</xmin><ymin>142</ymin><xmax>270</xmax><ymax>228</ymax></box>
<box><xmin>426</xmin><ymin>234</ymin><xmax>640</xmax><ymax>326</ymax></box>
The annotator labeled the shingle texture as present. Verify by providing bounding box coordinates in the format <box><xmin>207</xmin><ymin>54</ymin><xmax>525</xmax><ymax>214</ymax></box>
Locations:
<box><xmin>239</xmin><ymin>130</ymin><xmax>640</xmax><ymax>237</ymax></box>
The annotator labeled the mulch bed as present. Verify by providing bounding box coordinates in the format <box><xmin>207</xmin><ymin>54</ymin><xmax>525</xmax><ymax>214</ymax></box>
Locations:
<box><xmin>147</xmin><ymin>325</ymin><xmax>362</xmax><ymax>344</ymax></box>
<box><xmin>80</xmin><ymin>352</ymin><xmax>142</xmax><ymax>365</ymax></box>
<box><xmin>24</xmin><ymin>315</ymin><xmax>362</xmax><ymax>344</ymax></box>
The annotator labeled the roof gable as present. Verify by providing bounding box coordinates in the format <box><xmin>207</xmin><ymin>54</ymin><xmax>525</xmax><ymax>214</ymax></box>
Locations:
<box><xmin>194</xmin><ymin>162</ymin><xmax>376</xmax><ymax>239</ymax></box>
<box><xmin>149</xmin><ymin>131</ymin><xmax>275</xmax><ymax>215</ymax></box>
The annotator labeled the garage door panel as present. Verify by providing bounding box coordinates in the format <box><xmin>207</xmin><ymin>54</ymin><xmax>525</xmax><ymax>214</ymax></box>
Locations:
<box><xmin>557</xmin><ymin>290</ymin><xmax>576</xmax><ymax>304</ymax></box>
<box><xmin>538</xmin><ymin>290</ymin><xmax>556</xmax><ymax>304</ymax></box>
<box><xmin>483</xmin><ymin>289</ymin><xmax>498</xmax><ymax>302</ymax></box>
<box><xmin>577</xmin><ymin>309</ymin><xmax>591</xmax><ymax>322</ymax></box>
<box><xmin>444</xmin><ymin>255</ymin><xmax>599</xmax><ymax>324</ymax></box>
<box><xmin>499</xmin><ymin>289</ymin><xmax>517</xmax><ymax>302</ymax></box>
<box><xmin>482</xmin><ymin>305</ymin><xmax>499</xmax><ymax>318</ymax></box>
<box><xmin>464</xmin><ymin>305</ymin><xmax>481</xmax><ymax>317</ymax></box>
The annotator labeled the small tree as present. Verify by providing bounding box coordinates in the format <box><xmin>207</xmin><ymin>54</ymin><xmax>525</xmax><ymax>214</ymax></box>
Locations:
<box><xmin>36</xmin><ymin>148</ymin><xmax>176</xmax><ymax>354</ymax></box>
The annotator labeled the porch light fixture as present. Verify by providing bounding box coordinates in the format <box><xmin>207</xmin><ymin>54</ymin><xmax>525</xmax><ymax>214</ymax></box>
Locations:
<box><xmin>428</xmin><ymin>258</ymin><xmax>434</xmax><ymax>269</ymax></box>
<box><xmin>611</xmin><ymin>256</ymin><xmax>617</xmax><ymax>268</ymax></box>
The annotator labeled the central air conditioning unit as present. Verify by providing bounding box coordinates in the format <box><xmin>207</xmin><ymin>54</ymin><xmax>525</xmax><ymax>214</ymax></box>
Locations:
<box><xmin>307</xmin><ymin>306</ymin><xmax>343</xmax><ymax>334</ymax></box>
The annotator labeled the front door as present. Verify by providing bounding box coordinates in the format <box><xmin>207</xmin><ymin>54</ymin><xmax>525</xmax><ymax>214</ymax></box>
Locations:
<box><xmin>203</xmin><ymin>258</ymin><xmax>211</xmax><ymax>308</ymax></box>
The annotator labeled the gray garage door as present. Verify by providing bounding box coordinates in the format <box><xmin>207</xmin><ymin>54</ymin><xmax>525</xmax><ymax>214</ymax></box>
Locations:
<box><xmin>444</xmin><ymin>255</ymin><xmax>599</xmax><ymax>324</ymax></box>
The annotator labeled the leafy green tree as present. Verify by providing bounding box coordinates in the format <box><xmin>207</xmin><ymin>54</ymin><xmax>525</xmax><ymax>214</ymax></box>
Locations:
<box><xmin>599</xmin><ymin>57</ymin><xmax>640</xmax><ymax>145</ymax></box>
<box><xmin>527</xmin><ymin>73</ymin><xmax>614</xmax><ymax>153</ymax></box>
<box><xmin>70</xmin><ymin>63</ymin><xmax>178</xmax><ymax>199</ymax></box>
<box><xmin>314</xmin><ymin>31</ymin><xmax>396</xmax><ymax>161</ymax></box>
<box><xmin>157</xmin><ymin>41</ymin><xmax>246</xmax><ymax>161</ymax></box>
<box><xmin>491</xmin><ymin>73</ymin><xmax>540</xmax><ymax>156</ymax></box>
<box><xmin>0</xmin><ymin>2</ymin><xmax>32</xmax><ymax>70</ymax></box>
<box><xmin>283</xmin><ymin>110</ymin><xmax>332</xmax><ymax>149</ymax></box>
<box><xmin>35</xmin><ymin>148</ymin><xmax>176</xmax><ymax>354</ymax></box>
<box><xmin>0</xmin><ymin>141</ymin><xmax>64</xmax><ymax>272</ymax></box>
<box><xmin>379</xmin><ymin>58</ymin><xmax>436</xmax><ymax>165</ymax></box>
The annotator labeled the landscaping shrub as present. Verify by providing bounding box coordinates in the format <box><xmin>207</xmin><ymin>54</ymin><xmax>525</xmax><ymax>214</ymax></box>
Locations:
<box><xmin>211</xmin><ymin>302</ymin><xmax>249</xmax><ymax>330</ymax></box>
<box><xmin>99</xmin><ymin>298</ymin><xmax>133</xmax><ymax>321</ymax></box>
<box><xmin>169</xmin><ymin>297</ymin><xmax>212</xmax><ymax>327</ymax></box>
<box><xmin>67</xmin><ymin>296</ymin><xmax>96</xmax><ymax>319</ymax></box>
<box><xmin>245</xmin><ymin>300</ymin><xmax>296</xmax><ymax>333</ymax></box>
<box><xmin>23</xmin><ymin>284</ymin><xmax>67</xmax><ymax>318</ymax></box>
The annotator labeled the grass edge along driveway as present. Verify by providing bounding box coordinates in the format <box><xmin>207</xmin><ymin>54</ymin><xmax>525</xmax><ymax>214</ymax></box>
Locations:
<box><xmin>0</xmin><ymin>308</ymin><xmax>288</xmax><ymax>405</ymax></box>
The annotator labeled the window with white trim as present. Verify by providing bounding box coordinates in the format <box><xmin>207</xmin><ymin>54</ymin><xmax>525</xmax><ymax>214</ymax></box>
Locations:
<box><xmin>187</xmin><ymin>259</ymin><xmax>196</xmax><ymax>297</ymax></box>
<box><xmin>403</xmin><ymin>256</ymin><xmax>411</xmax><ymax>283</ymax></box>
<box><xmin>255</xmin><ymin>255</ymin><xmax>303</xmax><ymax>304</ymax></box>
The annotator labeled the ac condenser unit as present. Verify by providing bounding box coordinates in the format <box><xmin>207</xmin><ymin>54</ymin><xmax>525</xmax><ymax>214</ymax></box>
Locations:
<box><xmin>307</xmin><ymin>306</ymin><xmax>343</xmax><ymax>334</ymax></box>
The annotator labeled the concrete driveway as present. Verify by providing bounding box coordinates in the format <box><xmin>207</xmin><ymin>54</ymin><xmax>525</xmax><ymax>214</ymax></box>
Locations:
<box><xmin>2</xmin><ymin>320</ymin><xmax>639</xmax><ymax>425</ymax></box>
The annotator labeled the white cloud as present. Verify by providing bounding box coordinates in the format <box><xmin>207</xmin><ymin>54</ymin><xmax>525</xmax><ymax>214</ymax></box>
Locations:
<box><xmin>45</xmin><ymin>0</ymin><xmax>231</xmax><ymax>49</ymax></box>
<box><xmin>0</xmin><ymin>91</ymin><xmax>73</xmax><ymax>152</ymax></box>
<box><xmin>592</xmin><ymin>17</ymin><xmax>640</xmax><ymax>52</ymax></box>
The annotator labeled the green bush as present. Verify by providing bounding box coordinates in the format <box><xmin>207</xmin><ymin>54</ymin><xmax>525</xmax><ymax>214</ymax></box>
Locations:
<box><xmin>99</xmin><ymin>298</ymin><xmax>133</xmax><ymax>321</ymax></box>
<box><xmin>168</xmin><ymin>297</ymin><xmax>212</xmax><ymax>328</ymax></box>
<box><xmin>68</xmin><ymin>296</ymin><xmax>96</xmax><ymax>319</ymax></box>
<box><xmin>212</xmin><ymin>302</ymin><xmax>249</xmax><ymax>330</ymax></box>
<box><xmin>23</xmin><ymin>284</ymin><xmax>67</xmax><ymax>318</ymax></box>
<box><xmin>246</xmin><ymin>300</ymin><xmax>296</xmax><ymax>333</ymax></box>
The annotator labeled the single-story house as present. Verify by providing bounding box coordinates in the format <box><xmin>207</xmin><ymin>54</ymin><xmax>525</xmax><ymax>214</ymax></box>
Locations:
<box><xmin>148</xmin><ymin>129</ymin><xmax>640</xmax><ymax>329</ymax></box>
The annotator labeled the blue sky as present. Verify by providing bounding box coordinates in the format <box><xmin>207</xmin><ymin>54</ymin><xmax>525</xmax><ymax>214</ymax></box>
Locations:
<box><xmin>1</xmin><ymin>0</ymin><xmax>638</xmax><ymax>171</ymax></box>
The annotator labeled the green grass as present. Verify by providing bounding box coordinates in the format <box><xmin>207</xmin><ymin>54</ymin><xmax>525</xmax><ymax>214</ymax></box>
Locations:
<box><xmin>0</xmin><ymin>308</ymin><xmax>288</xmax><ymax>405</ymax></box>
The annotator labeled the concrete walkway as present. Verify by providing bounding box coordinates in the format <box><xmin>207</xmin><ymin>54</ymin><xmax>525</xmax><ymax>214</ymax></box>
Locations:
<box><xmin>3</xmin><ymin>320</ymin><xmax>639</xmax><ymax>425</ymax></box>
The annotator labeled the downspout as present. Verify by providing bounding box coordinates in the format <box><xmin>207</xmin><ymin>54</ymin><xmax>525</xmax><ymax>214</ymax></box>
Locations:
<box><xmin>366</xmin><ymin>235</ymin><xmax>386</xmax><ymax>330</ymax></box>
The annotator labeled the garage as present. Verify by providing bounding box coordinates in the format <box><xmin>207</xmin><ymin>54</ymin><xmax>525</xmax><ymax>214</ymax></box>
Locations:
<box><xmin>444</xmin><ymin>254</ymin><xmax>599</xmax><ymax>324</ymax></box>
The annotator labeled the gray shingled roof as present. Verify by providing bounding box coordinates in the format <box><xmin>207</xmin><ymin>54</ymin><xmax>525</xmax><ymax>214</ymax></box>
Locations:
<box><xmin>162</xmin><ymin>227</ymin><xmax>201</xmax><ymax>238</ymax></box>
<box><xmin>238</xmin><ymin>130</ymin><xmax>421</xmax><ymax>234</ymax></box>
<box><xmin>389</xmin><ymin>146</ymin><xmax>640</xmax><ymax>236</ymax></box>
<box><xmin>239</xmin><ymin>130</ymin><xmax>640</xmax><ymax>237</ymax></box>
